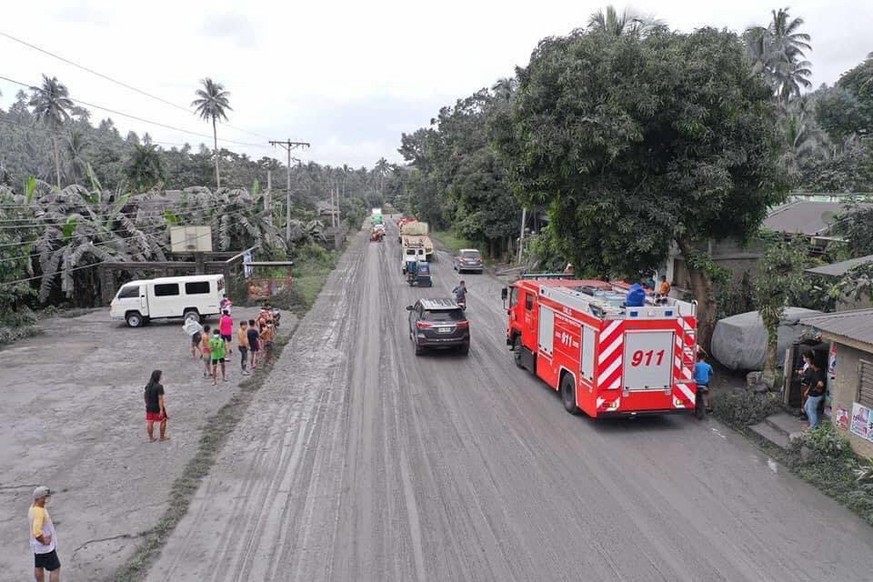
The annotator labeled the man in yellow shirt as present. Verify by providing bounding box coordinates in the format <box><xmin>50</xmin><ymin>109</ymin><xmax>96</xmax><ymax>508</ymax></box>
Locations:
<box><xmin>28</xmin><ymin>486</ymin><xmax>61</xmax><ymax>581</ymax></box>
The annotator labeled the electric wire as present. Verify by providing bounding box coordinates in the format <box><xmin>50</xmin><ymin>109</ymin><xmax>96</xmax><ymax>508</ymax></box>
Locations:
<box><xmin>0</xmin><ymin>29</ymin><xmax>273</xmax><ymax>141</ymax></box>
<box><xmin>0</xmin><ymin>74</ymin><xmax>269</xmax><ymax>149</ymax></box>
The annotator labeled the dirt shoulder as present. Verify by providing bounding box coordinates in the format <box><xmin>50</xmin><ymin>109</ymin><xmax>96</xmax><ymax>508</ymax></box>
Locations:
<box><xmin>0</xmin><ymin>307</ymin><xmax>295</xmax><ymax>581</ymax></box>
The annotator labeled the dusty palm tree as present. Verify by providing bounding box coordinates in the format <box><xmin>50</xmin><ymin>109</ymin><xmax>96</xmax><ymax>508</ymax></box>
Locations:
<box><xmin>28</xmin><ymin>75</ymin><xmax>74</xmax><ymax>188</ymax></box>
<box><xmin>191</xmin><ymin>78</ymin><xmax>232</xmax><ymax>189</ymax></box>
<box><xmin>374</xmin><ymin>157</ymin><xmax>391</xmax><ymax>197</ymax></box>
<box><xmin>124</xmin><ymin>143</ymin><xmax>166</xmax><ymax>191</ymax></box>
<box><xmin>587</xmin><ymin>5</ymin><xmax>661</xmax><ymax>37</ymax></box>
<box><xmin>745</xmin><ymin>8</ymin><xmax>813</xmax><ymax>107</ymax></box>
<box><xmin>64</xmin><ymin>130</ymin><xmax>90</xmax><ymax>185</ymax></box>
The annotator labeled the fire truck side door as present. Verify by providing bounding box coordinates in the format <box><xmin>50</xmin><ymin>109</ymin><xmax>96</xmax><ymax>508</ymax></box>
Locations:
<box><xmin>522</xmin><ymin>291</ymin><xmax>536</xmax><ymax>350</ymax></box>
<box><xmin>581</xmin><ymin>325</ymin><xmax>595</xmax><ymax>382</ymax></box>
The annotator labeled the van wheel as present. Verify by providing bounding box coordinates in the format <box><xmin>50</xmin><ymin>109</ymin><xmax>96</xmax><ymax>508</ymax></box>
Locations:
<box><xmin>561</xmin><ymin>374</ymin><xmax>580</xmax><ymax>415</ymax></box>
<box><xmin>183</xmin><ymin>309</ymin><xmax>201</xmax><ymax>323</ymax></box>
<box><xmin>125</xmin><ymin>312</ymin><xmax>144</xmax><ymax>328</ymax></box>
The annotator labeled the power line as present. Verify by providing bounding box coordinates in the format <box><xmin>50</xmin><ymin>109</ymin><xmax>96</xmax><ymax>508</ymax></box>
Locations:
<box><xmin>0</xmin><ymin>29</ymin><xmax>273</xmax><ymax>141</ymax></box>
<box><xmin>0</xmin><ymin>74</ymin><xmax>269</xmax><ymax>149</ymax></box>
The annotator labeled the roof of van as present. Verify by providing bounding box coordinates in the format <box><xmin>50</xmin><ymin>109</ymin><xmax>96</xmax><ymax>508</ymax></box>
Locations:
<box><xmin>121</xmin><ymin>274</ymin><xmax>224</xmax><ymax>286</ymax></box>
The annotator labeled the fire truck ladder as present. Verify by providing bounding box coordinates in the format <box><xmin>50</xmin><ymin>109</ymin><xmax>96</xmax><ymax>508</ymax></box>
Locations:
<box><xmin>681</xmin><ymin>327</ymin><xmax>697</xmax><ymax>372</ymax></box>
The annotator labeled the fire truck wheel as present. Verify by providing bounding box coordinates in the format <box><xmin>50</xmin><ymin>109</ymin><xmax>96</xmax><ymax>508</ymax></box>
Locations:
<box><xmin>561</xmin><ymin>374</ymin><xmax>580</xmax><ymax>415</ymax></box>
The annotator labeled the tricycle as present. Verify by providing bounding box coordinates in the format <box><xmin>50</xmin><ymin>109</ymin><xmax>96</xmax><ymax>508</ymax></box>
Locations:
<box><xmin>406</xmin><ymin>261</ymin><xmax>432</xmax><ymax>287</ymax></box>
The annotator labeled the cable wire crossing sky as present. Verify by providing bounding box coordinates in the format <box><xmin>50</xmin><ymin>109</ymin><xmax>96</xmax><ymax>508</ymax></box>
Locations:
<box><xmin>1</xmin><ymin>0</ymin><xmax>871</xmax><ymax>167</ymax></box>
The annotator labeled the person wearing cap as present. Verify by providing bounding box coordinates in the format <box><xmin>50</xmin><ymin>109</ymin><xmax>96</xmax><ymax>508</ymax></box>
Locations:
<box><xmin>29</xmin><ymin>486</ymin><xmax>61</xmax><ymax>581</ymax></box>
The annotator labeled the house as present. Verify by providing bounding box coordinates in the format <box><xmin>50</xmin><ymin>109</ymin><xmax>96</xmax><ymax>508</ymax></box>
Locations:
<box><xmin>802</xmin><ymin>309</ymin><xmax>873</xmax><ymax>457</ymax></box>
<box><xmin>805</xmin><ymin>255</ymin><xmax>873</xmax><ymax>312</ymax></box>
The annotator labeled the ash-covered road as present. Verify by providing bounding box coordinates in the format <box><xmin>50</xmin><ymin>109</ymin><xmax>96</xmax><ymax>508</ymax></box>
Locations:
<box><xmin>146</xmin><ymin>222</ymin><xmax>873</xmax><ymax>582</ymax></box>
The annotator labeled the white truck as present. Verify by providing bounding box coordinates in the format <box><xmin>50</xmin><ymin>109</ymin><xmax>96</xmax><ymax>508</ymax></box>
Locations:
<box><xmin>110</xmin><ymin>274</ymin><xmax>225</xmax><ymax>328</ymax></box>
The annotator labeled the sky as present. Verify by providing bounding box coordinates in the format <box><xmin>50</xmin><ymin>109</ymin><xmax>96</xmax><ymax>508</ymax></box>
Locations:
<box><xmin>1</xmin><ymin>0</ymin><xmax>871</xmax><ymax>169</ymax></box>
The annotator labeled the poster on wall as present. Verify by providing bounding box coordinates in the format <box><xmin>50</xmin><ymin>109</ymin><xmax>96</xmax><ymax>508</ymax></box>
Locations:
<box><xmin>828</xmin><ymin>342</ymin><xmax>837</xmax><ymax>376</ymax></box>
<box><xmin>835</xmin><ymin>407</ymin><xmax>849</xmax><ymax>431</ymax></box>
<box><xmin>850</xmin><ymin>403</ymin><xmax>872</xmax><ymax>440</ymax></box>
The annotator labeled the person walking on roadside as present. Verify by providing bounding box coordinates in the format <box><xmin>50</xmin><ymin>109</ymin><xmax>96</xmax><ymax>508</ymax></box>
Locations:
<box><xmin>209</xmin><ymin>329</ymin><xmax>227</xmax><ymax>385</ymax></box>
<box><xmin>805</xmin><ymin>360</ymin><xmax>827</xmax><ymax>429</ymax></box>
<box><xmin>186</xmin><ymin>320</ymin><xmax>203</xmax><ymax>360</ymax></box>
<box><xmin>200</xmin><ymin>325</ymin><xmax>212</xmax><ymax>378</ymax></box>
<box><xmin>29</xmin><ymin>485</ymin><xmax>61</xmax><ymax>582</ymax></box>
<box><xmin>247</xmin><ymin>319</ymin><xmax>261</xmax><ymax>370</ymax></box>
<box><xmin>237</xmin><ymin>320</ymin><xmax>250</xmax><ymax>376</ymax></box>
<box><xmin>219</xmin><ymin>310</ymin><xmax>234</xmax><ymax>360</ymax></box>
<box><xmin>144</xmin><ymin>369</ymin><xmax>169</xmax><ymax>442</ymax></box>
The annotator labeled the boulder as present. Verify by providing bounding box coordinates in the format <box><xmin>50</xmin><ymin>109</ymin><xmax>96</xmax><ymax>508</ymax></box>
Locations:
<box><xmin>711</xmin><ymin>308</ymin><xmax>822</xmax><ymax>371</ymax></box>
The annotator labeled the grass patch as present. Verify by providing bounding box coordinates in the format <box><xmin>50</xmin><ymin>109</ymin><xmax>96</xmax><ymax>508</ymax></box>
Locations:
<box><xmin>431</xmin><ymin>230</ymin><xmax>475</xmax><ymax>255</ymax></box>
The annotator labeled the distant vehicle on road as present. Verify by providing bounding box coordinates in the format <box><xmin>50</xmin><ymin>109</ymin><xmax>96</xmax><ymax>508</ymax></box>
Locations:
<box><xmin>407</xmin><ymin>298</ymin><xmax>470</xmax><ymax>356</ymax></box>
<box><xmin>110</xmin><ymin>274</ymin><xmax>224</xmax><ymax>328</ymax></box>
<box><xmin>453</xmin><ymin>248</ymin><xmax>483</xmax><ymax>273</ymax></box>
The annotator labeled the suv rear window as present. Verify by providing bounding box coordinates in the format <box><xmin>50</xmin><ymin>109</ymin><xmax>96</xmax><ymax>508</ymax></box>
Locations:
<box><xmin>423</xmin><ymin>309</ymin><xmax>466</xmax><ymax>322</ymax></box>
<box><xmin>461</xmin><ymin>251</ymin><xmax>480</xmax><ymax>259</ymax></box>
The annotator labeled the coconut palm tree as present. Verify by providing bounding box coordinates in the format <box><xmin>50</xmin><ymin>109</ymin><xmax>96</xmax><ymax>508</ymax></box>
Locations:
<box><xmin>191</xmin><ymin>78</ymin><xmax>232</xmax><ymax>189</ymax></box>
<box><xmin>64</xmin><ymin>130</ymin><xmax>90</xmax><ymax>185</ymax></box>
<box><xmin>374</xmin><ymin>157</ymin><xmax>391</xmax><ymax>198</ymax></box>
<box><xmin>745</xmin><ymin>8</ymin><xmax>813</xmax><ymax>107</ymax></box>
<box><xmin>28</xmin><ymin>75</ymin><xmax>74</xmax><ymax>188</ymax></box>
<box><xmin>587</xmin><ymin>5</ymin><xmax>661</xmax><ymax>37</ymax></box>
<box><xmin>124</xmin><ymin>143</ymin><xmax>166</xmax><ymax>191</ymax></box>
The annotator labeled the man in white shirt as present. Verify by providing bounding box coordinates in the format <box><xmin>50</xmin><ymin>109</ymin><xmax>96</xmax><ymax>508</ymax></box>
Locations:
<box><xmin>28</xmin><ymin>486</ymin><xmax>61</xmax><ymax>582</ymax></box>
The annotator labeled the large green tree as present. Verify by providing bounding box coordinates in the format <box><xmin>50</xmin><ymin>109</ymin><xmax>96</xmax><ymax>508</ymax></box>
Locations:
<box><xmin>191</xmin><ymin>78</ymin><xmax>232</xmax><ymax>189</ymax></box>
<box><xmin>28</xmin><ymin>75</ymin><xmax>74</xmax><ymax>188</ymax></box>
<box><xmin>494</xmin><ymin>27</ymin><xmax>792</xmax><ymax>349</ymax></box>
<box><xmin>124</xmin><ymin>143</ymin><xmax>166</xmax><ymax>191</ymax></box>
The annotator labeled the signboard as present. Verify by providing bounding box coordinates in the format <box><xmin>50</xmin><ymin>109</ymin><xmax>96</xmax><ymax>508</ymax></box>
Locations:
<box><xmin>623</xmin><ymin>331</ymin><xmax>673</xmax><ymax>390</ymax></box>
<box><xmin>850</xmin><ymin>403</ymin><xmax>873</xmax><ymax>442</ymax></box>
<box><xmin>835</xmin><ymin>406</ymin><xmax>849</xmax><ymax>431</ymax></box>
<box><xmin>169</xmin><ymin>226</ymin><xmax>213</xmax><ymax>253</ymax></box>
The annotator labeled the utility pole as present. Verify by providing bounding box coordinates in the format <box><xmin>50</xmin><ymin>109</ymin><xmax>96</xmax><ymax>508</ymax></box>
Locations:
<box><xmin>269</xmin><ymin>139</ymin><xmax>310</xmax><ymax>241</ymax></box>
<box><xmin>266</xmin><ymin>170</ymin><xmax>272</xmax><ymax>225</ymax></box>
<box><xmin>517</xmin><ymin>207</ymin><xmax>527</xmax><ymax>264</ymax></box>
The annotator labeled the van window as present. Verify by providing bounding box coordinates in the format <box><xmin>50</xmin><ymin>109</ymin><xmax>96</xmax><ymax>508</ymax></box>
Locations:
<box><xmin>154</xmin><ymin>283</ymin><xmax>180</xmax><ymax>297</ymax></box>
<box><xmin>185</xmin><ymin>281</ymin><xmax>210</xmax><ymax>295</ymax></box>
<box><xmin>117</xmin><ymin>285</ymin><xmax>140</xmax><ymax>299</ymax></box>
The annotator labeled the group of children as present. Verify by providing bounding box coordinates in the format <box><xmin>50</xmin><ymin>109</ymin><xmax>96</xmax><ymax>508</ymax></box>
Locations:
<box><xmin>188</xmin><ymin>304</ymin><xmax>277</xmax><ymax>385</ymax></box>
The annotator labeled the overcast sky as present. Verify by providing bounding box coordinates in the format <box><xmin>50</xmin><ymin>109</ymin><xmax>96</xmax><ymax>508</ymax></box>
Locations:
<box><xmin>1</xmin><ymin>0</ymin><xmax>870</xmax><ymax>169</ymax></box>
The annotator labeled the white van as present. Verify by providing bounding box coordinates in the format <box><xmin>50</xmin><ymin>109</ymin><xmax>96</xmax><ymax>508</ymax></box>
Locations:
<box><xmin>110</xmin><ymin>274</ymin><xmax>225</xmax><ymax>328</ymax></box>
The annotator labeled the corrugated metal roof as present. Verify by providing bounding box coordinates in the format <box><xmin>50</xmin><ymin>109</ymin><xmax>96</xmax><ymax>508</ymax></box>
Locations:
<box><xmin>806</xmin><ymin>255</ymin><xmax>873</xmax><ymax>277</ymax></box>
<box><xmin>803</xmin><ymin>308</ymin><xmax>873</xmax><ymax>345</ymax></box>
<box><xmin>763</xmin><ymin>201</ymin><xmax>870</xmax><ymax>236</ymax></box>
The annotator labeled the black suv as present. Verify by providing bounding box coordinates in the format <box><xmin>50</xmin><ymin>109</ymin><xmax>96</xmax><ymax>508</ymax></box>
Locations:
<box><xmin>406</xmin><ymin>298</ymin><xmax>470</xmax><ymax>355</ymax></box>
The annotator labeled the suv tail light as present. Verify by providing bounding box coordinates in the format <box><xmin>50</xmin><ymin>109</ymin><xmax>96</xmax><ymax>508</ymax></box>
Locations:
<box><xmin>456</xmin><ymin>321</ymin><xmax>469</xmax><ymax>328</ymax></box>
<box><xmin>416</xmin><ymin>321</ymin><xmax>432</xmax><ymax>329</ymax></box>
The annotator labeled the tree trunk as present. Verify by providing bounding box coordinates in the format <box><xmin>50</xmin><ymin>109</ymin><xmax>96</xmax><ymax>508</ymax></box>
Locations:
<box><xmin>677</xmin><ymin>238</ymin><xmax>716</xmax><ymax>353</ymax></box>
<box><xmin>212</xmin><ymin>117</ymin><xmax>221</xmax><ymax>189</ymax></box>
<box><xmin>52</xmin><ymin>136</ymin><xmax>62</xmax><ymax>189</ymax></box>
<box><xmin>765</xmin><ymin>333</ymin><xmax>779</xmax><ymax>375</ymax></box>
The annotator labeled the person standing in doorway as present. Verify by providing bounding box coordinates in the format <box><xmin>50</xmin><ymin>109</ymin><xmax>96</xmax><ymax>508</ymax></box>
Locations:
<box><xmin>805</xmin><ymin>360</ymin><xmax>827</xmax><ymax>429</ymax></box>
<box><xmin>237</xmin><ymin>320</ymin><xmax>250</xmax><ymax>376</ymax></box>
<box><xmin>29</xmin><ymin>485</ymin><xmax>61</xmax><ymax>582</ymax></box>
<box><xmin>247</xmin><ymin>319</ymin><xmax>261</xmax><ymax>370</ymax></box>
<box><xmin>797</xmin><ymin>351</ymin><xmax>815</xmax><ymax>420</ymax></box>
<box><xmin>209</xmin><ymin>329</ymin><xmax>227</xmax><ymax>385</ymax></box>
<box><xmin>144</xmin><ymin>369</ymin><xmax>168</xmax><ymax>442</ymax></box>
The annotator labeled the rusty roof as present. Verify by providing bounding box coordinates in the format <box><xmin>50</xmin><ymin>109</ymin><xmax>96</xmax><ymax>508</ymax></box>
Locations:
<box><xmin>803</xmin><ymin>308</ymin><xmax>873</xmax><ymax>345</ymax></box>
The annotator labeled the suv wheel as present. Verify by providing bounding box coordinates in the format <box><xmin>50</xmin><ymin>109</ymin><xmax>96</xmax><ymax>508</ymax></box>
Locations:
<box><xmin>414</xmin><ymin>341</ymin><xmax>424</xmax><ymax>356</ymax></box>
<box><xmin>458</xmin><ymin>343</ymin><xmax>469</xmax><ymax>356</ymax></box>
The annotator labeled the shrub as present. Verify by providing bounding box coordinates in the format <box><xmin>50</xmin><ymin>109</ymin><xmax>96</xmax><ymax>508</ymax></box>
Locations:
<box><xmin>711</xmin><ymin>389</ymin><xmax>782</xmax><ymax>428</ymax></box>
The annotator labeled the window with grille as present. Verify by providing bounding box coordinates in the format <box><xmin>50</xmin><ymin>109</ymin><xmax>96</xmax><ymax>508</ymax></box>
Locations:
<box><xmin>859</xmin><ymin>360</ymin><xmax>873</xmax><ymax>408</ymax></box>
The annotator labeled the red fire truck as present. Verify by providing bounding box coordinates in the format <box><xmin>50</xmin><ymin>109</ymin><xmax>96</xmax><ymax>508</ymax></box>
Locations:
<box><xmin>503</xmin><ymin>275</ymin><xmax>699</xmax><ymax>418</ymax></box>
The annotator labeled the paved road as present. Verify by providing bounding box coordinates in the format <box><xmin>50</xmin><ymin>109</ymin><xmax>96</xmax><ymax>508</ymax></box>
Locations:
<box><xmin>147</xmin><ymin>222</ymin><xmax>873</xmax><ymax>582</ymax></box>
